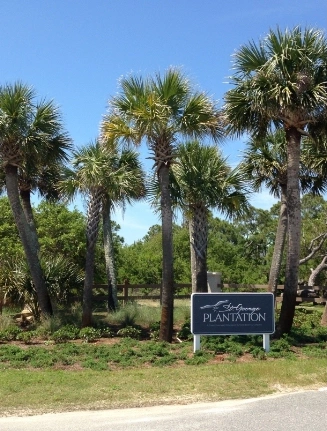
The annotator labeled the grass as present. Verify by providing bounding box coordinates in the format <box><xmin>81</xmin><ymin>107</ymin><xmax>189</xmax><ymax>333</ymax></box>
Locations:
<box><xmin>0</xmin><ymin>361</ymin><xmax>326</xmax><ymax>416</ymax></box>
<box><xmin>0</xmin><ymin>302</ymin><xmax>326</xmax><ymax>416</ymax></box>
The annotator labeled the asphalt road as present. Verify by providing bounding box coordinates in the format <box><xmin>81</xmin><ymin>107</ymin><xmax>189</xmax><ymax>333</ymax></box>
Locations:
<box><xmin>1</xmin><ymin>388</ymin><xmax>327</xmax><ymax>431</ymax></box>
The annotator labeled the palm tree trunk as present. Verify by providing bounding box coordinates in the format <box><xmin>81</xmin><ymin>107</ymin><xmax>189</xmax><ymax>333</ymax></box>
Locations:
<box><xmin>82</xmin><ymin>189</ymin><xmax>102</xmax><ymax>327</ymax></box>
<box><xmin>189</xmin><ymin>206</ymin><xmax>208</xmax><ymax>293</ymax></box>
<box><xmin>102</xmin><ymin>196</ymin><xmax>118</xmax><ymax>311</ymax></box>
<box><xmin>268</xmin><ymin>184</ymin><xmax>287</xmax><ymax>296</ymax></box>
<box><xmin>158</xmin><ymin>164</ymin><xmax>174</xmax><ymax>342</ymax></box>
<box><xmin>20</xmin><ymin>189</ymin><xmax>41</xmax><ymax>253</ymax></box>
<box><xmin>5</xmin><ymin>165</ymin><xmax>53</xmax><ymax>317</ymax></box>
<box><xmin>277</xmin><ymin>127</ymin><xmax>302</xmax><ymax>336</ymax></box>
<box><xmin>305</xmin><ymin>256</ymin><xmax>327</xmax><ymax>326</ymax></box>
<box><xmin>20</xmin><ymin>188</ymin><xmax>53</xmax><ymax>315</ymax></box>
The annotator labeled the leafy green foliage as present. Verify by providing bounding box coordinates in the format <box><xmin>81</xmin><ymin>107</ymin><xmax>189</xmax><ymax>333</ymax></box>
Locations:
<box><xmin>149</xmin><ymin>321</ymin><xmax>160</xmax><ymax>340</ymax></box>
<box><xmin>268</xmin><ymin>337</ymin><xmax>295</xmax><ymax>359</ymax></box>
<box><xmin>0</xmin><ymin>197</ymin><xmax>23</xmax><ymax>260</ymax></box>
<box><xmin>16</xmin><ymin>330</ymin><xmax>38</xmax><ymax>345</ymax></box>
<box><xmin>51</xmin><ymin>325</ymin><xmax>80</xmax><ymax>343</ymax></box>
<box><xmin>117</xmin><ymin>326</ymin><xmax>142</xmax><ymax>340</ymax></box>
<box><xmin>291</xmin><ymin>307</ymin><xmax>327</xmax><ymax>343</ymax></box>
<box><xmin>176</xmin><ymin>319</ymin><xmax>192</xmax><ymax>340</ymax></box>
<box><xmin>0</xmin><ymin>326</ymin><xmax>21</xmax><ymax>342</ymax></box>
<box><xmin>35</xmin><ymin>201</ymin><xmax>87</xmax><ymax>271</ymax></box>
<box><xmin>202</xmin><ymin>335</ymin><xmax>245</xmax><ymax>357</ymax></box>
<box><xmin>1</xmin><ymin>254</ymin><xmax>84</xmax><ymax>319</ymax></box>
<box><xmin>0</xmin><ymin>304</ymin><xmax>326</xmax><ymax>370</ymax></box>
<box><xmin>185</xmin><ymin>350</ymin><xmax>212</xmax><ymax>365</ymax></box>
<box><xmin>79</xmin><ymin>327</ymin><xmax>102</xmax><ymax>343</ymax></box>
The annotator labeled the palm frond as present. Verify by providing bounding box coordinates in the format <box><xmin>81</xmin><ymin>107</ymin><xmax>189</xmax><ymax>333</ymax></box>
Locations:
<box><xmin>225</xmin><ymin>26</ymin><xmax>327</xmax><ymax>136</ymax></box>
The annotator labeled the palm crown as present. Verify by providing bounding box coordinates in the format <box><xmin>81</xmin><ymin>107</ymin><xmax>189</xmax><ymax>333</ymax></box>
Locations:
<box><xmin>225</xmin><ymin>27</ymin><xmax>327</xmax><ymax>136</ymax></box>
<box><xmin>170</xmin><ymin>140</ymin><xmax>248</xmax><ymax>218</ymax></box>
<box><xmin>103</xmin><ymin>68</ymin><xmax>224</xmax><ymax>170</ymax></box>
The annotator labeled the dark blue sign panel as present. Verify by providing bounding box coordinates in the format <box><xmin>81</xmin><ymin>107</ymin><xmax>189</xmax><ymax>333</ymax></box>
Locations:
<box><xmin>191</xmin><ymin>293</ymin><xmax>275</xmax><ymax>335</ymax></box>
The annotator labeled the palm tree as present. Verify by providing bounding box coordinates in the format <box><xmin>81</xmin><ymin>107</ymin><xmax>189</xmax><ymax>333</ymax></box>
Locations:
<box><xmin>301</xmin><ymin>140</ymin><xmax>327</xmax><ymax>327</ymax></box>
<box><xmin>169</xmin><ymin>141</ymin><xmax>249</xmax><ymax>292</ymax></box>
<box><xmin>240</xmin><ymin>131</ymin><xmax>287</xmax><ymax>297</ymax></box>
<box><xmin>61</xmin><ymin>140</ymin><xmax>145</xmax><ymax>326</ymax></box>
<box><xmin>224</xmin><ymin>27</ymin><xmax>327</xmax><ymax>335</ymax></box>
<box><xmin>102</xmin><ymin>68</ymin><xmax>224</xmax><ymax>342</ymax></box>
<box><xmin>101</xmin><ymin>141</ymin><xmax>145</xmax><ymax>312</ymax></box>
<box><xmin>0</xmin><ymin>82</ymin><xmax>70</xmax><ymax>317</ymax></box>
<box><xmin>18</xmin><ymin>132</ymin><xmax>71</xmax><ymax>290</ymax></box>
<box><xmin>240</xmin><ymin>130</ymin><xmax>323</xmax><ymax>296</ymax></box>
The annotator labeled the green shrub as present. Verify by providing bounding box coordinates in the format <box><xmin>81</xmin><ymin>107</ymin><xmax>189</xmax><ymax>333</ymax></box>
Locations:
<box><xmin>16</xmin><ymin>330</ymin><xmax>38</xmax><ymax>344</ymax></box>
<box><xmin>0</xmin><ymin>325</ymin><xmax>21</xmax><ymax>342</ymax></box>
<box><xmin>99</xmin><ymin>326</ymin><xmax>114</xmax><ymax>338</ymax></box>
<box><xmin>36</xmin><ymin>315</ymin><xmax>62</xmax><ymax>339</ymax></box>
<box><xmin>79</xmin><ymin>327</ymin><xmax>102</xmax><ymax>343</ymax></box>
<box><xmin>82</xmin><ymin>358</ymin><xmax>109</xmax><ymax>370</ymax></box>
<box><xmin>149</xmin><ymin>321</ymin><xmax>160</xmax><ymax>340</ymax></box>
<box><xmin>202</xmin><ymin>336</ymin><xmax>244</xmax><ymax>357</ymax></box>
<box><xmin>270</xmin><ymin>337</ymin><xmax>291</xmax><ymax>352</ymax></box>
<box><xmin>149</xmin><ymin>321</ymin><xmax>160</xmax><ymax>331</ymax></box>
<box><xmin>185</xmin><ymin>351</ymin><xmax>212</xmax><ymax>365</ymax></box>
<box><xmin>51</xmin><ymin>325</ymin><xmax>80</xmax><ymax>343</ymax></box>
<box><xmin>267</xmin><ymin>336</ymin><xmax>296</xmax><ymax>359</ymax></box>
<box><xmin>250</xmin><ymin>346</ymin><xmax>267</xmax><ymax>360</ymax></box>
<box><xmin>117</xmin><ymin>326</ymin><xmax>141</xmax><ymax>340</ymax></box>
<box><xmin>176</xmin><ymin>319</ymin><xmax>192</xmax><ymax>340</ymax></box>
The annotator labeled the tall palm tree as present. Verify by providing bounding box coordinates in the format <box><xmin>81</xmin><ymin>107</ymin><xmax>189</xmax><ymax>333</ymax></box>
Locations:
<box><xmin>170</xmin><ymin>140</ymin><xmax>249</xmax><ymax>293</ymax></box>
<box><xmin>18</xmin><ymin>135</ymin><xmax>71</xmax><ymax>286</ymax></box>
<box><xmin>61</xmin><ymin>140</ymin><xmax>145</xmax><ymax>326</ymax></box>
<box><xmin>224</xmin><ymin>27</ymin><xmax>327</xmax><ymax>335</ymax></box>
<box><xmin>0</xmin><ymin>82</ymin><xmax>70</xmax><ymax>317</ymax></box>
<box><xmin>102</xmin><ymin>68</ymin><xmax>224</xmax><ymax>342</ymax></box>
<box><xmin>240</xmin><ymin>130</ymin><xmax>323</xmax><ymax>296</ymax></box>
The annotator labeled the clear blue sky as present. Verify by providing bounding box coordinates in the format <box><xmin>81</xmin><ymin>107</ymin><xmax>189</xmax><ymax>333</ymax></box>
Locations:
<box><xmin>1</xmin><ymin>0</ymin><xmax>326</xmax><ymax>244</ymax></box>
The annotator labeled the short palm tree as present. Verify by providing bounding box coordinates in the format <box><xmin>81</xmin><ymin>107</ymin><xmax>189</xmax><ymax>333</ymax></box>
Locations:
<box><xmin>170</xmin><ymin>140</ymin><xmax>249</xmax><ymax>293</ymax></box>
<box><xmin>0</xmin><ymin>82</ymin><xmax>70</xmax><ymax>317</ymax></box>
<box><xmin>101</xmin><ymin>140</ymin><xmax>145</xmax><ymax>312</ymax></box>
<box><xmin>61</xmin><ymin>140</ymin><xmax>145</xmax><ymax>326</ymax></box>
<box><xmin>240</xmin><ymin>129</ymin><xmax>324</xmax><ymax>295</ymax></box>
<box><xmin>102</xmin><ymin>68</ymin><xmax>224</xmax><ymax>342</ymax></box>
<box><xmin>301</xmin><ymin>139</ymin><xmax>327</xmax><ymax>327</ymax></box>
<box><xmin>224</xmin><ymin>27</ymin><xmax>327</xmax><ymax>335</ymax></box>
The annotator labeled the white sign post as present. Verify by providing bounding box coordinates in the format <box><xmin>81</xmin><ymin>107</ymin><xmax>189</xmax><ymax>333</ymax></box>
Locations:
<box><xmin>193</xmin><ymin>333</ymin><xmax>270</xmax><ymax>353</ymax></box>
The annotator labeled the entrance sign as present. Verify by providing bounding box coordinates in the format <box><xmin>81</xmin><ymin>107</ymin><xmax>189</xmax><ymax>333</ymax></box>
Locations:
<box><xmin>191</xmin><ymin>293</ymin><xmax>275</xmax><ymax>352</ymax></box>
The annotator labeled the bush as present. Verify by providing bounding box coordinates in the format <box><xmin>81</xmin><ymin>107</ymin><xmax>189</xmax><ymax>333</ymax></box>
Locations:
<box><xmin>17</xmin><ymin>330</ymin><xmax>38</xmax><ymax>345</ymax></box>
<box><xmin>36</xmin><ymin>315</ymin><xmax>63</xmax><ymax>339</ymax></box>
<box><xmin>0</xmin><ymin>325</ymin><xmax>21</xmax><ymax>342</ymax></box>
<box><xmin>249</xmin><ymin>346</ymin><xmax>267</xmax><ymax>360</ymax></box>
<box><xmin>149</xmin><ymin>321</ymin><xmax>160</xmax><ymax>340</ymax></box>
<box><xmin>52</xmin><ymin>325</ymin><xmax>80</xmax><ymax>343</ymax></box>
<box><xmin>99</xmin><ymin>326</ymin><xmax>114</xmax><ymax>338</ymax></box>
<box><xmin>79</xmin><ymin>327</ymin><xmax>102</xmax><ymax>343</ymax></box>
<box><xmin>176</xmin><ymin>319</ymin><xmax>192</xmax><ymax>340</ymax></box>
<box><xmin>117</xmin><ymin>326</ymin><xmax>142</xmax><ymax>340</ymax></box>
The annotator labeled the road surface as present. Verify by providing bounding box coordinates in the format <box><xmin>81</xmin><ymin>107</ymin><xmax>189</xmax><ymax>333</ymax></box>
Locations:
<box><xmin>1</xmin><ymin>388</ymin><xmax>327</xmax><ymax>431</ymax></box>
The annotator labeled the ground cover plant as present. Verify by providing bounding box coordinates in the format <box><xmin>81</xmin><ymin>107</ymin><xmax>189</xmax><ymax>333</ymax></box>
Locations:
<box><xmin>0</xmin><ymin>302</ymin><xmax>326</xmax><ymax>416</ymax></box>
